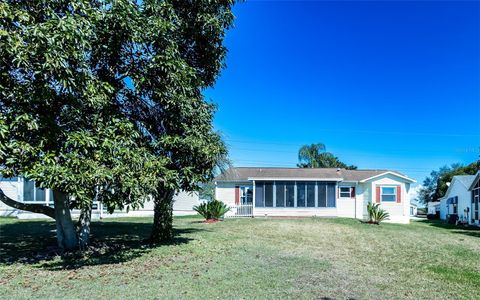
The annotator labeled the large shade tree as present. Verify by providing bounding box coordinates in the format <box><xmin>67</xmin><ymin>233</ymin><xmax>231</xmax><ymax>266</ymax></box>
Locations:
<box><xmin>0</xmin><ymin>0</ymin><xmax>234</xmax><ymax>249</ymax></box>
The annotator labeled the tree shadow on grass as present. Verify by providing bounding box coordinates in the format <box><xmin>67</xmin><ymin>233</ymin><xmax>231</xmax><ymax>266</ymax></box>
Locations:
<box><xmin>417</xmin><ymin>219</ymin><xmax>480</xmax><ymax>238</ymax></box>
<box><xmin>0</xmin><ymin>219</ymin><xmax>206</xmax><ymax>270</ymax></box>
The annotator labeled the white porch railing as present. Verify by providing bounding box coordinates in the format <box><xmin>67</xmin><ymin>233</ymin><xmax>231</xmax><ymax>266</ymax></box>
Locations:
<box><xmin>225</xmin><ymin>204</ymin><xmax>253</xmax><ymax>218</ymax></box>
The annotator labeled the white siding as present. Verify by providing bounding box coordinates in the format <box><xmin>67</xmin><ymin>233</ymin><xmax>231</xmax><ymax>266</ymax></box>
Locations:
<box><xmin>215</xmin><ymin>174</ymin><xmax>413</xmax><ymax>224</ymax></box>
<box><xmin>0</xmin><ymin>177</ymin><xmax>21</xmax><ymax>216</ymax></box>
<box><xmin>438</xmin><ymin>178</ymin><xmax>472</xmax><ymax>223</ymax></box>
<box><xmin>427</xmin><ymin>202</ymin><xmax>440</xmax><ymax>215</ymax></box>
<box><xmin>440</xmin><ymin>198</ymin><xmax>447</xmax><ymax>220</ymax></box>
<box><xmin>173</xmin><ymin>191</ymin><xmax>200</xmax><ymax>215</ymax></box>
<box><xmin>215</xmin><ymin>182</ymin><xmax>240</xmax><ymax>206</ymax></box>
<box><xmin>367</xmin><ymin>174</ymin><xmax>411</xmax><ymax>224</ymax></box>
<box><xmin>336</xmin><ymin>184</ymin><xmax>356</xmax><ymax>218</ymax></box>
<box><xmin>1</xmin><ymin>176</ymin><xmax>198</xmax><ymax>218</ymax></box>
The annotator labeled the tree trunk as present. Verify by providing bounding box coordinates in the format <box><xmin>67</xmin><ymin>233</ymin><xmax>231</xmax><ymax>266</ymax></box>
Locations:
<box><xmin>150</xmin><ymin>188</ymin><xmax>175</xmax><ymax>243</ymax></box>
<box><xmin>77</xmin><ymin>206</ymin><xmax>92</xmax><ymax>250</ymax></box>
<box><xmin>52</xmin><ymin>190</ymin><xmax>78</xmax><ymax>252</ymax></box>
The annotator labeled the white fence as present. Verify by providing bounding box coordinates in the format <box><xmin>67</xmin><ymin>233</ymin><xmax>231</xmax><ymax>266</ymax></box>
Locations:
<box><xmin>225</xmin><ymin>204</ymin><xmax>253</xmax><ymax>218</ymax></box>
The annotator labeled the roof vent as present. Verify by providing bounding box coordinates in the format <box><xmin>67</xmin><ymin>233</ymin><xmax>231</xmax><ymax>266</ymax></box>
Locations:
<box><xmin>336</xmin><ymin>168</ymin><xmax>341</xmax><ymax>172</ymax></box>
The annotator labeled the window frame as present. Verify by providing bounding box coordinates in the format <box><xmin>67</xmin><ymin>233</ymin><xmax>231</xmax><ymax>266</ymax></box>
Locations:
<box><xmin>339</xmin><ymin>186</ymin><xmax>351</xmax><ymax>198</ymax></box>
<box><xmin>380</xmin><ymin>186</ymin><xmax>397</xmax><ymax>202</ymax></box>
<box><xmin>239</xmin><ymin>186</ymin><xmax>253</xmax><ymax>205</ymax></box>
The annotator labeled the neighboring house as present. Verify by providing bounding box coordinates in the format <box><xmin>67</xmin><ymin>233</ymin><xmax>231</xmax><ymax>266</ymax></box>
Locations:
<box><xmin>410</xmin><ymin>203</ymin><xmax>417</xmax><ymax>216</ymax></box>
<box><xmin>0</xmin><ymin>177</ymin><xmax>199</xmax><ymax>219</ymax></box>
<box><xmin>215</xmin><ymin>167</ymin><xmax>416</xmax><ymax>224</ymax></box>
<box><xmin>468</xmin><ymin>171</ymin><xmax>480</xmax><ymax>226</ymax></box>
<box><xmin>427</xmin><ymin>201</ymin><xmax>440</xmax><ymax>215</ymax></box>
<box><xmin>439</xmin><ymin>172</ymin><xmax>480</xmax><ymax>225</ymax></box>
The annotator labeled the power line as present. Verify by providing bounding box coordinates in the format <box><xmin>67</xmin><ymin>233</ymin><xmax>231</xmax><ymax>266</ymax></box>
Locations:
<box><xmin>230</xmin><ymin>147</ymin><xmax>476</xmax><ymax>156</ymax></box>
<box><xmin>224</xmin><ymin>139</ymin><xmax>480</xmax><ymax>154</ymax></box>
<box><xmin>232</xmin><ymin>159</ymin><xmax>435</xmax><ymax>173</ymax></box>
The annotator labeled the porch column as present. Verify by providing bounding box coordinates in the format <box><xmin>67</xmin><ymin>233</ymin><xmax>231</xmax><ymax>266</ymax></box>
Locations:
<box><xmin>45</xmin><ymin>188</ymin><xmax>50</xmax><ymax>206</ymax></box>
<box><xmin>252</xmin><ymin>180</ymin><xmax>255</xmax><ymax>218</ymax></box>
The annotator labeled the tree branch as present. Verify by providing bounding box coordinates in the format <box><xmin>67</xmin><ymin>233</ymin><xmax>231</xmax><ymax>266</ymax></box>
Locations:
<box><xmin>0</xmin><ymin>189</ymin><xmax>55</xmax><ymax>219</ymax></box>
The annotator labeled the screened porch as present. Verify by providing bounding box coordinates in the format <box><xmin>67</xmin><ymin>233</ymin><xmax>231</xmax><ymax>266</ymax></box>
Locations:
<box><xmin>253</xmin><ymin>181</ymin><xmax>338</xmax><ymax>209</ymax></box>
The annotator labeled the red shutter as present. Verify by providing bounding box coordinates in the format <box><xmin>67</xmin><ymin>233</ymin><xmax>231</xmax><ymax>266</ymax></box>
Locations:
<box><xmin>397</xmin><ymin>186</ymin><xmax>401</xmax><ymax>203</ymax></box>
<box><xmin>376</xmin><ymin>186</ymin><xmax>381</xmax><ymax>203</ymax></box>
<box><xmin>351</xmin><ymin>187</ymin><xmax>356</xmax><ymax>198</ymax></box>
<box><xmin>235</xmin><ymin>186</ymin><xmax>240</xmax><ymax>205</ymax></box>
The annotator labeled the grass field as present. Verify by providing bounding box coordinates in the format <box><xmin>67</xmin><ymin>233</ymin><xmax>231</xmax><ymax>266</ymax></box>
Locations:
<box><xmin>0</xmin><ymin>216</ymin><xmax>479</xmax><ymax>299</ymax></box>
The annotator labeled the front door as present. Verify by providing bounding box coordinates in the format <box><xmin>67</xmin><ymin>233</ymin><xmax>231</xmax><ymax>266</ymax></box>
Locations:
<box><xmin>240</xmin><ymin>186</ymin><xmax>253</xmax><ymax>205</ymax></box>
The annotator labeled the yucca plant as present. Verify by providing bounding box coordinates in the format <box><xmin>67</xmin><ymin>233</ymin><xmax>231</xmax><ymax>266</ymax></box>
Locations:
<box><xmin>193</xmin><ymin>200</ymin><xmax>230</xmax><ymax>221</ymax></box>
<box><xmin>366</xmin><ymin>202</ymin><xmax>390</xmax><ymax>224</ymax></box>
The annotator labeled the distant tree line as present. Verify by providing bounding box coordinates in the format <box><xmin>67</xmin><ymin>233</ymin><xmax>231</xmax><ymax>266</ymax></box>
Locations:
<box><xmin>417</xmin><ymin>161</ymin><xmax>480</xmax><ymax>204</ymax></box>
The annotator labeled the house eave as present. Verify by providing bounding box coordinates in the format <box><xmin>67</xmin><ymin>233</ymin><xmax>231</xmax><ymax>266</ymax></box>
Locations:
<box><xmin>247</xmin><ymin>177</ymin><xmax>344</xmax><ymax>182</ymax></box>
<box><xmin>468</xmin><ymin>171</ymin><xmax>480</xmax><ymax>191</ymax></box>
<box><xmin>359</xmin><ymin>171</ymin><xmax>416</xmax><ymax>183</ymax></box>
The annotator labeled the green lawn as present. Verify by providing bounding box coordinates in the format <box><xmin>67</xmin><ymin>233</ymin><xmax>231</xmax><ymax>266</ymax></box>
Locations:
<box><xmin>1</xmin><ymin>216</ymin><xmax>479</xmax><ymax>299</ymax></box>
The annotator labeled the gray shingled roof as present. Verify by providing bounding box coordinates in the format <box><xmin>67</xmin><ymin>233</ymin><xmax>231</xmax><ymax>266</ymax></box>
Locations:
<box><xmin>215</xmin><ymin>167</ymin><xmax>413</xmax><ymax>182</ymax></box>
<box><xmin>453</xmin><ymin>175</ymin><xmax>476</xmax><ymax>188</ymax></box>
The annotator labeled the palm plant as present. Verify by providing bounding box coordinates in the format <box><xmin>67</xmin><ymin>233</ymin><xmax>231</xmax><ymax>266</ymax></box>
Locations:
<box><xmin>297</xmin><ymin>143</ymin><xmax>357</xmax><ymax>169</ymax></box>
<box><xmin>366</xmin><ymin>202</ymin><xmax>390</xmax><ymax>224</ymax></box>
<box><xmin>193</xmin><ymin>199</ymin><xmax>230</xmax><ymax>221</ymax></box>
<box><xmin>193</xmin><ymin>202</ymin><xmax>211</xmax><ymax>220</ymax></box>
<box><xmin>207</xmin><ymin>200</ymin><xmax>231</xmax><ymax>220</ymax></box>
<box><xmin>297</xmin><ymin>143</ymin><xmax>326</xmax><ymax>168</ymax></box>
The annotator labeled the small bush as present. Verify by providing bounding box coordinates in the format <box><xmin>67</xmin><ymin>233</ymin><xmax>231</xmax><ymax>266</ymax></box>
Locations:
<box><xmin>193</xmin><ymin>200</ymin><xmax>230</xmax><ymax>221</ymax></box>
<box><xmin>366</xmin><ymin>202</ymin><xmax>390</xmax><ymax>224</ymax></box>
<box><xmin>447</xmin><ymin>214</ymin><xmax>458</xmax><ymax>225</ymax></box>
<box><xmin>427</xmin><ymin>214</ymin><xmax>438</xmax><ymax>220</ymax></box>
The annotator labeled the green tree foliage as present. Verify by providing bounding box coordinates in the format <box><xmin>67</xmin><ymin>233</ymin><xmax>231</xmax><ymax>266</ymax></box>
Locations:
<box><xmin>297</xmin><ymin>143</ymin><xmax>357</xmax><ymax>169</ymax></box>
<box><xmin>417</xmin><ymin>161</ymin><xmax>480</xmax><ymax>204</ymax></box>
<box><xmin>0</xmin><ymin>0</ymin><xmax>235</xmax><ymax>249</ymax></box>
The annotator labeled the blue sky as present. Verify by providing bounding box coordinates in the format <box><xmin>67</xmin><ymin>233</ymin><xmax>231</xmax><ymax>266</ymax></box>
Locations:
<box><xmin>203</xmin><ymin>0</ymin><xmax>480</xmax><ymax>185</ymax></box>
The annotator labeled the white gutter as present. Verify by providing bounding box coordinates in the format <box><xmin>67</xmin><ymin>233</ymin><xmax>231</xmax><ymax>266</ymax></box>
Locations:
<box><xmin>247</xmin><ymin>177</ymin><xmax>343</xmax><ymax>181</ymax></box>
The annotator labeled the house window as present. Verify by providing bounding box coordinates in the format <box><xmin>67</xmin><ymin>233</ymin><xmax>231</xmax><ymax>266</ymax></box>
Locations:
<box><xmin>275</xmin><ymin>181</ymin><xmax>285</xmax><ymax>207</ymax></box>
<box><xmin>473</xmin><ymin>182</ymin><xmax>479</xmax><ymax>221</ymax></box>
<box><xmin>340</xmin><ymin>187</ymin><xmax>351</xmax><ymax>198</ymax></box>
<box><xmin>306</xmin><ymin>182</ymin><xmax>316</xmax><ymax>207</ymax></box>
<box><xmin>317</xmin><ymin>182</ymin><xmax>326</xmax><ymax>207</ymax></box>
<box><xmin>240</xmin><ymin>186</ymin><xmax>253</xmax><ymax>205</ymax></box>
<box><xmin>327</xmin><ymin>184</ymin><xmax>336</xmax><ymax>207</ymax></box>
<box><xmin>255</xmin><ymin>182</ymin><xmax>264</xmax><ymax>207</ymax></box>
<box><xmin>286</xmin><ymin>182</ymin><xmax>295</xmax><ymax>207</ymax></box>
<box><xmin>265</xmin><ymin>182</ymin><xmax>273</xmax><ymax>207</ymax></box>
<box><xmin>381</xmin><ymin>187</ymin><xmax>396</xmax><ymax>202</ymax></box>
<box><xmin>297</xmin><ymin>182</ymin><xmax>306</xmax><ymax>207</ymax></box>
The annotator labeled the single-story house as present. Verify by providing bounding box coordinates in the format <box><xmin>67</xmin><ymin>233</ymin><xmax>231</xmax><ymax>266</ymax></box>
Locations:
<box><xmin>427</xmin><ymin>201</ymin><xmax>440</xmax><ymax>215</ymax></box>
<box><xmin>0</xmin><ymin>177</ymin><xmax>199</xmax><ymax>219</ymax></box>
<box><xmin>215</xmin><ymin>167</ymin><xmax>416</xmax><ymax>224</ymax></box>
<box><xmin>409</xmin><ymin>203</ymin><xmax>417</xmax><ymax>216</ymax></box>
<box><xmin>439</xmin><ymin>171</ymin><xmax>480</xmax><ymax>226</ymax></box>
